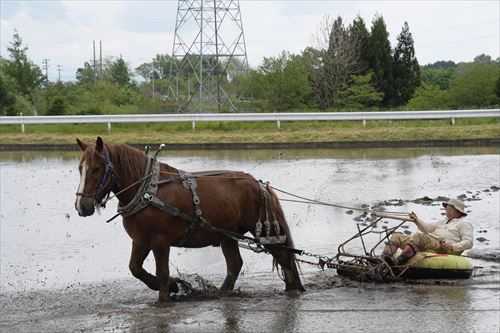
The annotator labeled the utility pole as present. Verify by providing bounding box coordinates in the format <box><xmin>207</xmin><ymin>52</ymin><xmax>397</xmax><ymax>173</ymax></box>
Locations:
<box><xmin>99</xmin><ymin>40</ymin><xmax>103</xmax><ymax>79</ymax></box>
<box><xmin>152</xmin><ymin>60</ymin><xmax>155</xmax><ymax>101</ymax></box>
<box><xmin>167</xmin><ymin>0</ymin><xmax>249</xmax><ymax>112</ymax></box>
<box><xmin>57</xmin><ymin>65</ymin><xmax>62</xmax><ymax>81</ymax></box>
<box><xmin>93</xmin><ymin>40</ymin><xmax>97</xmax><ymax>86</ymax></box>
<box><xmin>42</xmin><ymin>59</ymin><xmax>49</xmax><ymax>82</ymax></box>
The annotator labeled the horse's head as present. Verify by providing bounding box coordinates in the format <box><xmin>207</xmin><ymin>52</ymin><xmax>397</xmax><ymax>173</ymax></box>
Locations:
<box><xmin>75</xmin><ymin>137</ymin><xmax>120</xmax><ymax>217</ymax></box>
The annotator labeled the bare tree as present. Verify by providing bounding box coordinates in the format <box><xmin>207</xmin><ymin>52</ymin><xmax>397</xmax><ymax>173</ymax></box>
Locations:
<box><xmin>307</xmin><ymin>15</ymin><xmax>360</xmax><ymax>108</ymax></box>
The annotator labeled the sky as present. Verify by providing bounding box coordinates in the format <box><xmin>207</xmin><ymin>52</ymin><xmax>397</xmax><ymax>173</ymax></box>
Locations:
<box><xmin>1</xmin><ymin>0</ymin><xmax>498</xmax><ymax>82</ymax></box>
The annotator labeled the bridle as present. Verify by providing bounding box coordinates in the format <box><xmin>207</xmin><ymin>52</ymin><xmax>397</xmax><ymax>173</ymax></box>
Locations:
<box><xmin>76</xmin><ymin>145</ymin><xmax>121</xmax><ymax>207</ymax></box>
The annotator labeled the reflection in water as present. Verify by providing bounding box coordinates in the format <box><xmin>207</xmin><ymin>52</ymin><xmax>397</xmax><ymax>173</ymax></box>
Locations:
<box><xmin>0</xmin><ymin>146</ymin><xmax>498</xmax><ymax>163</ymax></box>
<box><xmin>404</xmin><ymin>287</ymin><xmax>472</xmax><ymax>332</ymax></box>
<box><xmin>222</xmin><ymin>299</ymin><xmax>242</xmax><ymax>333</ymax></box>
<box><xmin>273</xmin><ymin>294</ymin><xmax>300</xmax><ymax>333</ymax></box>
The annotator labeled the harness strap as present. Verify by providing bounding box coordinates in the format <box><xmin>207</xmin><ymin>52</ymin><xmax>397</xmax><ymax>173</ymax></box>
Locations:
<box><xmin>117</xmin><ymin>157</ymin><xmax>156</xmax><ymax>217</ymax></box>
<box><xmin>176</xmin><ymin>170</ymin><xmax>204</xmax><ymax>246</ymax></box>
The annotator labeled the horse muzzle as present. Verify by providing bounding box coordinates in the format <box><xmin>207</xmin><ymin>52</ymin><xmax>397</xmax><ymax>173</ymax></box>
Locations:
<box><xmin>75</xmin><ymin>196</ymin><xmax>95</xmax><ymax>217</ymax></box>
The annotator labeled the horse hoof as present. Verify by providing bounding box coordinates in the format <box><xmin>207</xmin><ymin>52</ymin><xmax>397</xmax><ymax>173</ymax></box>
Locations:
<box><xmin>158</xmin><ymin>295</ymin><xmax>170</xmax><ymax>303</ymax></box>
<box><xmin>154</xmin><ymin>300</ymin><xmax>171</xmax><ymax>307</ymax></box>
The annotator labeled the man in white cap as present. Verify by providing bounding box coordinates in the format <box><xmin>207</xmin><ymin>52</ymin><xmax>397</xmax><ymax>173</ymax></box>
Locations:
<box><xmin>381</xmin><ymin>198</ymin><xmax>473</xmax><ymax>265</ymax></box>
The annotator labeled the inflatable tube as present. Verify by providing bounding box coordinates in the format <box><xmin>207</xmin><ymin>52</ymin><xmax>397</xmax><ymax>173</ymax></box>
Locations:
<box><xmin>402</xmin><ymin>251</ymin><xmax>473</xmax><ymax>279</ymax></box>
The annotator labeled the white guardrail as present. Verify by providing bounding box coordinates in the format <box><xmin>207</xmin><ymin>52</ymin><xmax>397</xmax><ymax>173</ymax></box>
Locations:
<box><xmin>1</xmin><ymin>109</ymin><xmax>499</xmax><ymax>132</ymax></box>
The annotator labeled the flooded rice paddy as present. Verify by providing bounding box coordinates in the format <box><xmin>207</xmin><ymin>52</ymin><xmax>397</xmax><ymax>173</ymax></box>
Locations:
<box><xmin>1</xmin><ymin>146</ymin><xmax>499</xmax><ymax>332</ymax></box>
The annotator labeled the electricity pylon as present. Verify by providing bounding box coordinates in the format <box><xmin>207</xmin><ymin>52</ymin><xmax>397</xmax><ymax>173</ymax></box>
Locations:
<box><xmin>168</xmin><ymin>0</ymin><xmax>249</xmax><ymax>112</ymax></box>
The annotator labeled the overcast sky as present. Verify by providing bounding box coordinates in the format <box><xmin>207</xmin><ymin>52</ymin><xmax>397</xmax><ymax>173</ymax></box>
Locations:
<box><xmin>1</xmin><ymin>0</ymin><xmax>498</xmax><ymax>82</ymax></box>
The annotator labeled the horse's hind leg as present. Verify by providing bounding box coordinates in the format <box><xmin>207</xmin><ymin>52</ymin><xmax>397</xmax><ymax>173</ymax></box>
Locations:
<box><xmin>270</xmin><ymin>248</ymin><xmax>305</xmax><ymax>292</ymax></box>
<box><xmin>219</xmin><ymin>238</ymin><xmax>243</xmax><ymax>293</ymax></box>
<box><xmin>129</xmin><ymin>241</ymin><xmax>179</xmax><ymax>293</ymax></box>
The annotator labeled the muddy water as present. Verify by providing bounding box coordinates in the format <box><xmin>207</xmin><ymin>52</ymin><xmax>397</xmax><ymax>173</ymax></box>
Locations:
<box><xmin>1</xmin><ymin>147</ymin><xmax>499</xmax><ymax>332</ymax></box>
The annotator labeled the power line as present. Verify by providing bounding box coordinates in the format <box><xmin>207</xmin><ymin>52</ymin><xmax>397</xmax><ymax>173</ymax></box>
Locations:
<box><xmin>413</xmin><ymin>19</ymin><xmax>500</xmax><ymax>34</ymax></box>
<box><xmin>418</xmin><ymin>34</ymin><xmax>500</xmax><ymax>48</ymax></box>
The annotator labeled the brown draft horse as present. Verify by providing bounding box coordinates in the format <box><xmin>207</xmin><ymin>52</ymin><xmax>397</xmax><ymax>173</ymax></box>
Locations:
<box><xmin>74</xmin><ymin>137</ymin><xmax>304</xmax><ymax>301</ymax></box>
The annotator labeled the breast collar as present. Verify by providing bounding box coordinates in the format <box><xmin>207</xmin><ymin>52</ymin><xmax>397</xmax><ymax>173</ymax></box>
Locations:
<box><xmin>117</xmin><ymin>157</ymin><xmax>162</xmax><ymax>217</ymax></box>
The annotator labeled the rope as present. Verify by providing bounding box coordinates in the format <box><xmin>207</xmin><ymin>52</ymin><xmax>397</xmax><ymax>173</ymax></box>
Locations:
<box><xmin>270</xmin><ymin>185</ymin><xmax>410</xmax><ymax>217</ymax></box>
<box><xmin>99</xmin><ymin>171</ymin><xmax>155</xmax><ymax>207</ymax></box>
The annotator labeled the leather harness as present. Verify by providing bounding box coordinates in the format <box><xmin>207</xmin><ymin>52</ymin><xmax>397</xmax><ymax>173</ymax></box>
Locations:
<box><xmin>116</xmin><ymin>157</ymin><xmax>248</xmax><ymax>246</ymax></box>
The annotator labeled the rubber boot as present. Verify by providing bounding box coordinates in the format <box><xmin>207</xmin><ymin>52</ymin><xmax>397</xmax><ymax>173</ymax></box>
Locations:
<box><xmin>396</xmin><ymin>243</ymin><xmax>418</xmax><ymax>265</ymax></box>
<box><xmin>381</xmin><ymin>242</ymin><xmax>398</xmax><ymax>266</ymax></box>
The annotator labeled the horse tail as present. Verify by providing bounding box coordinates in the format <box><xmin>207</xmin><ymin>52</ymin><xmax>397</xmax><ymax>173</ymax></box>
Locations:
<box><xmin>267</xmin><ymin>187</ymin><xmax>305</xmax><ymax>291</ymax></box>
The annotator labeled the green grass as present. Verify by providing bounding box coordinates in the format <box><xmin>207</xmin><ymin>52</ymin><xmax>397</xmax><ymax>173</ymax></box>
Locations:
<box><xmin>0</xmin><ymin>118</ymin><xmax>498</xmax><ymax>145</ymax></box>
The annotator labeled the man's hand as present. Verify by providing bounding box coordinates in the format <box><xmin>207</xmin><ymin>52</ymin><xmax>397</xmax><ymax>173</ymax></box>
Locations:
<box><xmin>409</xmin><ymin>212</ymin><xmax>418</xmax><ymax>221</ymax></box>
<box><xmin>408</xmin><ymin>212</ymin><xmax>422</xmax><ymax>225</ymax></box>
<box><xmin>438</xmin><ymin>241</ymin><xmax>454</xmax><ymax>254</ymax></box>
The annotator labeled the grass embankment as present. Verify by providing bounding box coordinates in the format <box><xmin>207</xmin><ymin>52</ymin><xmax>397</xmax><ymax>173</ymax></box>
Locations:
<box><xmin>0</xmin><ymin>118</ymin><xmax>499</xmax><ymax>145</ymax></box>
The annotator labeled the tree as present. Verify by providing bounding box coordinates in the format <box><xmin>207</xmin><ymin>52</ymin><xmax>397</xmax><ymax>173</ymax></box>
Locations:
<box><xmin>336</xmin><ymin>73</ymin><xmax>384</xmax><ymax>109</ymax></box>
<box><xmin>245</xmin><ymin>51</ymin><xmax>312</xmax><ymax>111</ymax></box>
<box><xmin>3</xmin><ymin>31</ymin><xmax>45</xmax><ymax>97</ymax></box>
<box><xmin>495</xmin><ymin>76</ymin><xmax>500</xmax><ymax>100</ymax></box>
<box><xmin>47</xmin><ymin>96</ymin><xmax>67</xmax><ymax>115</ymax></box>
<box><xmin>109</xmin><ymin>56</ymin><xmax>131</xmax><ymax>86</ymax></box>
<box><xmin>0</xmin><ymin>72</ymin><xmax>17</xmax><ymax>115</ymax></box>
<box><xmin>406</xmin><ymin>84</ymin><xmax>449</xmax><ymax>110</ymax></box>
<box><xmin>349</xmin><ymin>15</ymin><xmax>370</xmax><ymax>74</ymax></box>
<box><xmin>474</xmin><ymin>54</ymin><xmax>493</xmax><ymax>64</ymax></box>
<box><xmin>307</xmin><ymin>15</ymin><xmax>360</xmax><ymax>108</ymax></box>
<box><xmin>424</xmin><ymin>60</ymin><xmax>457</xmax><ymax>70</ymax></box>
<box><xmin>135</xmin><ymin>62</ymin><xmax>153</xmax><ymax>81</ymax></box>
<box><xmin>392</xmin><ymin>22</ymin><xmax>421</xmax><ymax>106</ymax></box>
<box><xmin>367</xmin><ymin>15</ymin><xmax>394</xmax><ymax>107</ymax></box>
<box><xmin>421</xmin><ymin>67</ymin><xmax>455</xmax><ymax>90</ymax></box>
<box><xmin>152</xmin><ymin>54</ymin><xmax>175</xmax><ymax>80</ymax></box>
<box><xmin>75</xmin><ymin>61</ymin><xmax>96</xmax><ymax>85</ymax></box>
<box><xmin>448</xmin><ymin>63</ymin><xmax>500</xmax><ymax>108</ymax></box>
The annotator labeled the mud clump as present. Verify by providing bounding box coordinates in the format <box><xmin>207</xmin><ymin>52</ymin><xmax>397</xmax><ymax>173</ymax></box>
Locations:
<box><xmin>170</xmin><ymin>274</ymin><xmax>219</xmax><ymax>300</ymax></box>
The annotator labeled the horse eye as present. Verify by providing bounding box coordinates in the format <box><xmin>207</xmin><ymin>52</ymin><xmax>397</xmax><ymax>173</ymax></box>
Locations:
<box><xmin>92</xmin><ymin>166</ymin><xmax>100</xmax><ymax>174</ymax></box>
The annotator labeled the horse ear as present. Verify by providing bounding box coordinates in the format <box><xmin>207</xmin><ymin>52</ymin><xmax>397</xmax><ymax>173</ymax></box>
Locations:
<box><xmin>76</xmin><ymin>138</ymin><xmax>88</xmax><ymax>151</ymax></box>
<box><xmin>96</xmin><ymin>136</ymin><xmax>104</xmax><ymax>152</ymax></box>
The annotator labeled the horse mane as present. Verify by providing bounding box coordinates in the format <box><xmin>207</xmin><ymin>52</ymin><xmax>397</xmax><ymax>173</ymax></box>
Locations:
<box><xmin>106</xmin><ymin>142</ymin><xmax>148</xmax><ymax>181</ymax></box>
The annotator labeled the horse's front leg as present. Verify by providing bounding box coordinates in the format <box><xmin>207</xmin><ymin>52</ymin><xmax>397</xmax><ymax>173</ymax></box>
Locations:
<box><xmin>152</xmin><ymin>240</ymin><xmax>172</xmax><ymax>302</ymax></box>
<box><xmin>129</xmin><ymin>241</ymin><xmax>179</xmax><ymax>293</ymax></box>
<box><xmin>129</xmin><ymin>241</ymin><xmax>159</xmax><ymax>290</ymax></box>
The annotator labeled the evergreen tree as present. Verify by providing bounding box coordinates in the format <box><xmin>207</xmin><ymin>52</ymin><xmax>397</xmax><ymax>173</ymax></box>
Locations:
<box><xmin>367</xmin><ymin>15</ymin><xmax>394</xmax><ymax>107</ymax></box>
<box><xmin>392</xmin><ymin>22</ymin><xmax>421</xmax><ymax>106</ymax></box>
<box><xmin>336</xmin><ymin>73</ymin><xmax>384</xmax><ymax>109</ymax></box>
<box><xmin>109</xmin><ymin>57</ymin><xmax>131</xmax><ymax>86</ymax></box>
<box><xmin>3</xmin><ymin>31</ymin><xmax>45</xmax><ymax>96</ymax></box>
<box><xmin>349</xmin><ymin>15</ymin><xmax>370</xmax><ymax>74</ymax></box>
